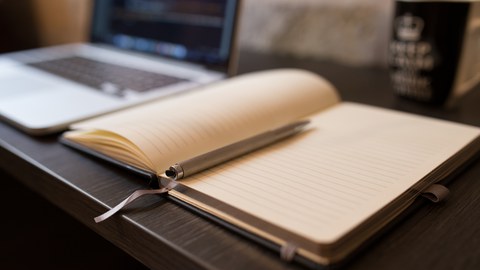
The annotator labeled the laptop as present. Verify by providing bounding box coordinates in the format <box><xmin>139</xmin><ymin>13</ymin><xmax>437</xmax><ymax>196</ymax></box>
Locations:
<box><xmin>0</xmin><ymin>0</ymin><xmax>241</xmax><ymax>135</ymax></box>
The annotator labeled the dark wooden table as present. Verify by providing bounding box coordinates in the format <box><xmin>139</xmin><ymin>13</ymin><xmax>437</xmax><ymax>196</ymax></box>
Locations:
<box><xmin>1</xmin><ymin>51</ymin><xmax>480</xmax><ymax>270</ymax></box>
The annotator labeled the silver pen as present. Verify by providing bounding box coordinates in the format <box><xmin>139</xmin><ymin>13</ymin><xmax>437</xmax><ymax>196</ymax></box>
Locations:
<box><xmin>165</xmin><ymin>120</ymin><xmax>310</xmax><ymax>180</ymax></box>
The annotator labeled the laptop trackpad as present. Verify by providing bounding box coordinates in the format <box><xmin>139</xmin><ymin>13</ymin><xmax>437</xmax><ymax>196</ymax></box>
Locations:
<box><xmin>0</xmin><ymin>67</ymin><xmax>121</xmax><ymax>133</ymax></box>
<box><xmin>0</xmin><ymin>72</ymin><xmax>58</xmax><ymax>98</ymax></box>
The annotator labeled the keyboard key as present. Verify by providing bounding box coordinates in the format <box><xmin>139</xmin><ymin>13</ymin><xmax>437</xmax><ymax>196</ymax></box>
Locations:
<box><xmin>27</xmin><ymin>56</ymin><xmax>186</xmax><ymax>95</ymax></box>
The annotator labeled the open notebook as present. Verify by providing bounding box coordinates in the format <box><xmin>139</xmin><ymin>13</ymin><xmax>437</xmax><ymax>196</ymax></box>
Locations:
<box><xmin>61</xmin><ymin>69</ymin><xmax>480</xmax><ymax>267</ymax></box>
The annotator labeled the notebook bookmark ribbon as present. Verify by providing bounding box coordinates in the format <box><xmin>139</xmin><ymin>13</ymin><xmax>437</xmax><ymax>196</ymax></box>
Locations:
<box><xmin>94</xmin><ymin>179</ymin><xmax>178</xmax><ymax>223</ymax></box>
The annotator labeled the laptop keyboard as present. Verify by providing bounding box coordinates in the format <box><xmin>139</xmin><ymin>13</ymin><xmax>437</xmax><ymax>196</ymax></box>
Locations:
<box><xmin>27</xmin><ymin>56</ymin><xmax>187</xmax><ymax>96</ymax></box>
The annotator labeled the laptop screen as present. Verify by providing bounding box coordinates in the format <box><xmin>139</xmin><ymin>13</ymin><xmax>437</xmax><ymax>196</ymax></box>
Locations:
<box><xmin>90</xmin><ymin>0</ymin><xmax>239</xmax><ymax>71</ymax></box>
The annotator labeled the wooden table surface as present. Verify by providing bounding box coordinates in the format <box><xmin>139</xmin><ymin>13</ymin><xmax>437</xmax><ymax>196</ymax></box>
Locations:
<box><xmin>1</xmin><ymin>51</ymin><xmax>480</xmax><ymax>270</ymax></box>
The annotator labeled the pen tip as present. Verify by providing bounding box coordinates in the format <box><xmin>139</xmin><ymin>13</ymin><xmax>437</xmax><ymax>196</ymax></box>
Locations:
<box><xmin>165</xmin><ymin>168</ymin><xmax>177</xmax><ymax>179</ymax></box>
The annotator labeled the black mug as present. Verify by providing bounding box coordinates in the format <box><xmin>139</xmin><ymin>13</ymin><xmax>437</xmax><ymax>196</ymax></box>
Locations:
<box><xmin>389</xmin><ymin>0</ymin><xmax>480</xmax><ymax>106</ymax></box>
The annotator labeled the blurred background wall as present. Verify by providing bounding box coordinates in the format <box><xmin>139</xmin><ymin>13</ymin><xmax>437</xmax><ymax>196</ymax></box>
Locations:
<box><xmin>0</xmin><ymin>0</ymin><xmax>39</xmax><ymax>52</ymax></box>
<box><xmin>239</xmin><ymin>0</ymin><xmax>393</xmax><ymax>67</ymax></box>
<box><xmin>0</xmin><ymin>0</ymin><xmax>393</xmax><ymax>67</ymax></box>
<box><xmin>0</xmin><ymin>0</ymin><xmax>91</xmax><ymax>52</ymax></box>
<box><xmin>30</xmin><ymin>0</ymin><xmax>91</xmax><ymax>46</ymax></box>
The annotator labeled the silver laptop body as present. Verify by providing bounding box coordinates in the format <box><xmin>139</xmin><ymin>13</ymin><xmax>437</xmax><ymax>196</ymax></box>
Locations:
<box><xmin>0</xmin><ymin>0</ymin><xmax>240</xmax><ymax>135</ymax></box>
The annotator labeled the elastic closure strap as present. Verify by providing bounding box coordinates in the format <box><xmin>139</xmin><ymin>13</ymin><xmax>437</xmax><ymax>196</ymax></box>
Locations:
<box><xmin>421</xmin><ymin>184</ymin><xmax>450</xmax><ymax>203</ymax></box>
<box><xmin>280</xmin><ymin>242</ymin><xmax>298</xmax><ymax>262</ymax></box>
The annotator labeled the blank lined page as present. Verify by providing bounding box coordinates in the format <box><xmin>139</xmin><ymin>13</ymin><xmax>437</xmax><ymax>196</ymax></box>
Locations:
<box><xmin>69</xmin><ymin>69</ymin><xmax>339</xmax><ymax>172</ymax></box>
<box><xmin>179</xmin><ymin>103</ymin><xmax>480</xmax><ymax>243</ymax></box>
